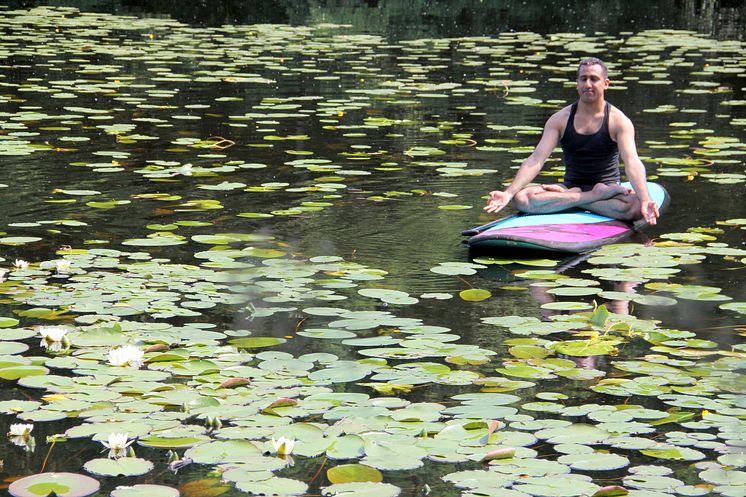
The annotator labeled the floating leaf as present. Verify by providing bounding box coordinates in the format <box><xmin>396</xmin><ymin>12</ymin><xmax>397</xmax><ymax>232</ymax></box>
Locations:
<box><xmin>234</xmin><ymin>477</ymin><xmax>307</xmax><ymax>496</ymax></box>
<box><xmin>550</xmin><ymin>340</ymin><xmax>618</xmax><ymax>357</ymax></box>
<box><xmin>327</xmin><ymin>464</ymin><xmax>383</xmax><ymax>484</ymax></box>
<box><xmin>639</xmin><ymin>447</ymin><xmax>706</xmax><ymax>461</ymax></box>
<box><xmin>83</xmin><ymin>458</ymin><xmax>153</xmax><ymax>477</ymax></box>
<box><xmin>322</xmin><ymin>482</ymin><xmax>401</xmax><ymax>497</ymax></box>
<box><xmin>558</xmin><ymin>452</ymin><xmax>630</xmax><ymax>471</ymax></box>
<box><xmin>0</xmin><ymin>236</ymin><xmax>43</xmax><ymax>245</ymax></box>
<box><xmin>593</xmin><ymin>486</ymin><xmax>629</xmax><ymax>497</ymax></box>
<box><xmin>0</xmin><ymin>317</ymin><xmax>20</xmax><ymax>328</ymax></box>
<box><xmin>459</xmin><ymin>289</ymin><xmax>492</xmax><ymax>302</ymax></box>
<box><xmin>110</xmin><ymin>484</ymin><xmax>180</xmax><ymax>497</ymax></box>
<box><xmin>137</xmin><ymin>436</ymin><xmax>209</xmax><ymax>449</ymax></box>
<box><xmin>0</xmin><ymin>365</ymin><xmax>48</xmax><ymax>380</ymax></box>
<box><xmin>229</xmin><ymin>337</ymin><xmax>287</xmax><ymax>349</ymax></box>
<box><xmin>8</xmin><ymin>472</ymin><xmax>100</xmax><ymax>497</ymax></box>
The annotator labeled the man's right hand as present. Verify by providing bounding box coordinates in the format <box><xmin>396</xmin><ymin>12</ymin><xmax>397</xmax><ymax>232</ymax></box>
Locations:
<box><xmin>483</xmin><ymin>190</ymin><xmax>514</xmax><ymax>214</ymax></box>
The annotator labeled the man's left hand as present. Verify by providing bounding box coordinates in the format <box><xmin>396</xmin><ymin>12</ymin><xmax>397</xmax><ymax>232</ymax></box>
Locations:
<box><xmin>641</xmin><ymin>200</ymin><xmax>660</xmax><ymax>225</ymax></box>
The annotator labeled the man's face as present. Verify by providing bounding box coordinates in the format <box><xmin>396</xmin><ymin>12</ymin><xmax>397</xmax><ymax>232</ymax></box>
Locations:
<box><xmin>577</xmin><ymin>64</ymin><xmax>609</xmax><ymax>102</ymax></box>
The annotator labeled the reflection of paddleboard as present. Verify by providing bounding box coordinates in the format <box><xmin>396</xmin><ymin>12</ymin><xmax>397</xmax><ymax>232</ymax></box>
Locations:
<box><xmin>464</xmin><ymin>182</ymin><xmax>669</xmax><ymax>253</ymax></box>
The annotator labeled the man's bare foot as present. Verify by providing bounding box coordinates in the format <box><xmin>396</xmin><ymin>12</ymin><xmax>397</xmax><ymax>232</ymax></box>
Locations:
<box><xmin>540</xmin><ymin>184</ymin><xmax>566</xmax><ymax>193</ymax></box>
<box><xmin>591</xmin><ymin>183</ymin><xmax>628</xmax><ymax>201</ymax></box>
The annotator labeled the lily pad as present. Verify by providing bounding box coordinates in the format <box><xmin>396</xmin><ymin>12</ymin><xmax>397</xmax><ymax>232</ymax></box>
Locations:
<box><xmin>558</xmin><ymin>453</ymin><xmax>630</xmax><ymax>471</ymax></box>
<box><xmin>229</xmin><ymin>337</ymin><xmax>287</xmax><ymax>349</ymax></box>
<box><xmin>83</xmin><ymin>458</ymin><xmax>153</xmax><ymax>477</ymax></box>
<box><xmin>9</xmin><ymin>472</ymin><xmax>100</xmax><ymax>497</ymax></box>
<box><xmin>0</xmin><ymin>236</ymin><xmax>43</xmax><ymax>246</ymax></box>
<box><xmin>322</xmin><ymin>482</ymin><xmax>401</xmax><ymax>497</ymax></box>
<box><xmin>459</xmin><ymin>289</ymin><xmax>492</xmax><ymax>301</ymax></box>
<box><xmin>110</xmin><ymin>485</ymin><xmax>180</xmax><ymax>497</ymax></box>
<box><xmin>327</xmin><ymin>464</ymin><xmax>383</xmax><ymax>484</ymax></box>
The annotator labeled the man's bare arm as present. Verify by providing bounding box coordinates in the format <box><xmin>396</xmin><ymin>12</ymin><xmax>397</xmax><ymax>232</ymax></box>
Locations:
<box><xmin>615</xmin><ymin>113</ymin><xmax>659</xmax><ymax>224</ymax></box>
<box><xmin>483</xmin><ymin>112</ymin><xmax>564</xmax><ymax>214</ymax></box>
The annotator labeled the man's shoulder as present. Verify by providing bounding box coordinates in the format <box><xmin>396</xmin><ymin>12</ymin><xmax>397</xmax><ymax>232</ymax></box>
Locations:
<box><xmin>547</xmin><ymin>104</ymin><xmax>573</xmax><ymax>124</ymax></box>
<box><xmin>608</xmin><ymin>104</ymin><xmax>634</xmax><ymax>128</ymax></box>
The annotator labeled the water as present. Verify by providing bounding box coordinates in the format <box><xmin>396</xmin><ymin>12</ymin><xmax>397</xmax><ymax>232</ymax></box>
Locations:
<box><xmin>0</xmin><ymin>3</ymin><xmax>744</xmax><ymax>497</ymax></box>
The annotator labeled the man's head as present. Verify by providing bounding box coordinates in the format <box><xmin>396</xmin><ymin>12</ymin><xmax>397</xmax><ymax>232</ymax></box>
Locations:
<box><xmin>576</xmin><ymin>57</ymin><xmax>609</xmax><ymax>103</ymax></box>
<box><xmin>577</xmin><ymin>57</ymin><xmax>608</xmax><ymax>79</ymax></box>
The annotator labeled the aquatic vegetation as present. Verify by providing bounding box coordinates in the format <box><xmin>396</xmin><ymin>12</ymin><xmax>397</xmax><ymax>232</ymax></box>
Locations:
<box><xmin>0</xmin><ymin>5</ymin><xmax>744</xmax><ymax>497</ymax></box>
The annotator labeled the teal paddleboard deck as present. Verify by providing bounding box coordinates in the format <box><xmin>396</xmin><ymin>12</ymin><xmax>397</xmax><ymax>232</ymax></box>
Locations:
<box><xmin>464</xmin><ymin>182</ymin><xmax>669</xmax><ymax>253</ymax></box>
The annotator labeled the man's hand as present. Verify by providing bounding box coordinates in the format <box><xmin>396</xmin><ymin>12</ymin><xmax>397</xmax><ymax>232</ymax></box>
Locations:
<box><xmin>641</xmin><ymin>200</ymin><xmax>660</xmax><ymax>225</ymax></box>
<box><xmin>483</xmin><ymin>190</ymin><xmax>514</xmax><ymax>214</ymax></box>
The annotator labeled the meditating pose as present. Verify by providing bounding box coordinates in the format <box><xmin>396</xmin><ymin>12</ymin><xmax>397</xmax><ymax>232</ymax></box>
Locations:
<box><xmin>483</xmin><ymin>57</ymin><xmax>660</xmax><ymax>225</ymax></box>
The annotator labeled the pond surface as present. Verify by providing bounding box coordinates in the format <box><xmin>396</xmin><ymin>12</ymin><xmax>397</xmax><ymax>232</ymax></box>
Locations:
<box><xmin>0</xmin><ymin>4</ymin><xmax>745</xmax><ymax>497</ymax></box>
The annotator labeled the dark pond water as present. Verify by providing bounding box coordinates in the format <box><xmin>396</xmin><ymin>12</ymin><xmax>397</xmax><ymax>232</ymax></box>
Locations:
<box><xmin>0</xmin><ymin>3</ymin><xmax>744</xmax><ymax>497</ymax></box>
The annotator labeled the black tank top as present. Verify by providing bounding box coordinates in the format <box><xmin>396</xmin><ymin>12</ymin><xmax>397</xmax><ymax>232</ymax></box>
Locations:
<box><xmin>560</xmin><ymin>102</ymin><xmax>620</xmax><ymax>187</ymax></box>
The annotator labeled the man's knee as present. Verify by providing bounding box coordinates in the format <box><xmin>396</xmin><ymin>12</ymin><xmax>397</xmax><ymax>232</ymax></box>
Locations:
<box><xmin>512</xmin><ymin>190</ymin><xmax>532</xmax><ymax>212</ymax></box>
<box><xmin>617</xmin><ymin>198</ymin><xmax>641</xmax><ymax>220</ymax></box>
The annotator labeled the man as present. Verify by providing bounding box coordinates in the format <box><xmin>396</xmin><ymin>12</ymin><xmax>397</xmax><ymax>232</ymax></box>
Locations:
<box><xmin>483</xmin><ymin>57</ymin><xmax>660</xmax><ymax>225</ymax></box>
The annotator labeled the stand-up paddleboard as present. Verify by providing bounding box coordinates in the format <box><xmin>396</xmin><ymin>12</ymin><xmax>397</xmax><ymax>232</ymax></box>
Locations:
<box><xmin>464</xmin><ymin>182</ymin><xmax>669</xmax><ymax>253</ymax></box>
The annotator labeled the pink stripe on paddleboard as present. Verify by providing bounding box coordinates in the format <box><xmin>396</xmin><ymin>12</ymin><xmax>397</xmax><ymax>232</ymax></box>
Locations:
<box><xmin>498</xmin><ymin>223</ymin><xmax>628</xmax><ymax>243</ymax></box>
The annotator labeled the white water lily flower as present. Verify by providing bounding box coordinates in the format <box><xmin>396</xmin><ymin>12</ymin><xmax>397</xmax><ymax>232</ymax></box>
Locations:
<box><xmin>107</xmin><ymin>344</ymin><xmax>144</xmax><ymax>368</ymax></box>
<box><xmin>13</xmin><ymin>259</ymin><xmax>29</xmax><ymax>270</ymax></box>
<box><xmin>8</xmin><ymin>423</ymin><xmax>34</xmax><ymax>451</ymax></box>
<box><xmin>102</xmin><ymin>432</ymin><xmax>134</xmax><ymax>459</ymax></box>
<box><xmin>55</xmin><ymin>259</ymin><xmax>71</xmax><ymax>273</ymax></box>
<box><xmin>38</xmin><ymin>326</ymin><xmax>70</xmax><ymax>351</ymax></box>
<box><xmin>8</xmin><ymin>423</ymin><xmax>33</xmax><ymax>438</ymax></box>
<box><xmin>271</xmin><ymin>436</ymin><xmax>295</xmax><ymax>456</ymax></box>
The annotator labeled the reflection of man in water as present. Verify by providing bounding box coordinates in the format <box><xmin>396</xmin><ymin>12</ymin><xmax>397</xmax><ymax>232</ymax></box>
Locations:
<box><xmin>484</xmin><ymin>57</ymin><xmax>659</xmax><ymax>225</ymax></box>
<box><xmin>531</xmin><ymin>279</ymin><xmax>639</xmax><ymax>370</ymax></box>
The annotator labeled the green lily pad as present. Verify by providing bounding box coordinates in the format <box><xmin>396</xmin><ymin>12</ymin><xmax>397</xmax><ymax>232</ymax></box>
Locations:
<box><xmin>459</xmin><ymin>289</ymin><xmax>492</xmax><ymax>301</ymax></box>
<box><xmin>327</xmin><ymin>464</ymin><xmax>383</xmax><ymax>484</ymax></box>
<box><xmin>322</xmin><ymin>482</ymin><xmax>401</xmax><ymax>497</ymax></box>
<box><xmin>185</xmin><ymin>440</ymin><xmax>262</xmax><ymax>464</ymax></box>
<box><xmin>514</xmin><ymin>475</ymin><xmax>599</xmax><ymax>497</ymax></box>
<box><xmin>547</xmin><ymin>287</ymin><xmax>602</xmax><ymax>297</ymax></box>
<box><xmin>699</xmin><ymin>468</ymin><xmax>746</xmax><ymax>486</ymax></box>
<box><xmin>0</xmin><ymin>365</ymin><xmax>48</xmax><ymax>380</ymax></box>
<box><xmin>0</xmin><ymin>236</ymin><xmax>43</xmax><ymax>246</ymax></box>
<box><xmin>122</xmin><ymin>236</ymin><xmax>187</xmax><ymax>246</ymax></box>
<box><xmin>550</xmin><ymin>340</ymin><xmax>618</xmax><ymax>357</ymax></box>
<box><xmin>442</xmin><ymin>469</ymin><xmax>515</xmax><ymax>491</ymax></box>
<box><xmin>110</xmin><ymin>484</ymin><xmax>180</xmax><ymax>497</ymax></box>
<box><xmin>298</xmin><ymin>328</ymin><xmax>357</xmax><ymax>339</ymax></box>
<box><xmin>137</xmin><ymin>435</ymin><xmax>209</xmax><ymax>449</ymax></box>
<box><xmin>234</xmin><ymin>477</ymin><xmax>307</xmax><ymax>496</ymax></box>
<box><xmin>540</xmin><ymin>301</ymin><xmax>594</xmax><ymax>311</ymax></box>
<box><xmin>9</xmin><ymin>472</ymin><xmax>100</xmax><ymax>497</ymax></box>
<box><xmin>83</xmin><ymin>458</ymin><xmax>153</xmax><ymax>477</ymax></box>
<box><xmin>229</xmin><ymin>337</ymin><xmax>287</xmax><ymax>349</ymax></box>
<box><xmin>191</xmin><ymin>234</ymin><xmax>242</xmax><ymax>244</ymax></box>
<box><xmin>358</xmin><ymin>288</ymin><xmax>418</xmax><ymax>305</ymax></box>
<box><xmin>639</xmin><ymin>446</ymin><xmax>706</xmax><ymax>461</ymax></box>
<box><xmin>0</xmin><ymin>341</ymin><xmax>29</xmax><ymax>355</ymax></box>
<box><xmin>0</xmin><ymin>317</ymin><xmax>21</xmax><ymax>328</ymax></box>
<box><xmin>558</xmin><ymin>452</ymin><xmax>630</xmax><ymax>471</ymax></box>
<box><xmin>720</xmin><ymin>302</ymin><xmax>746</xmax><ymax>314</ymax></box>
